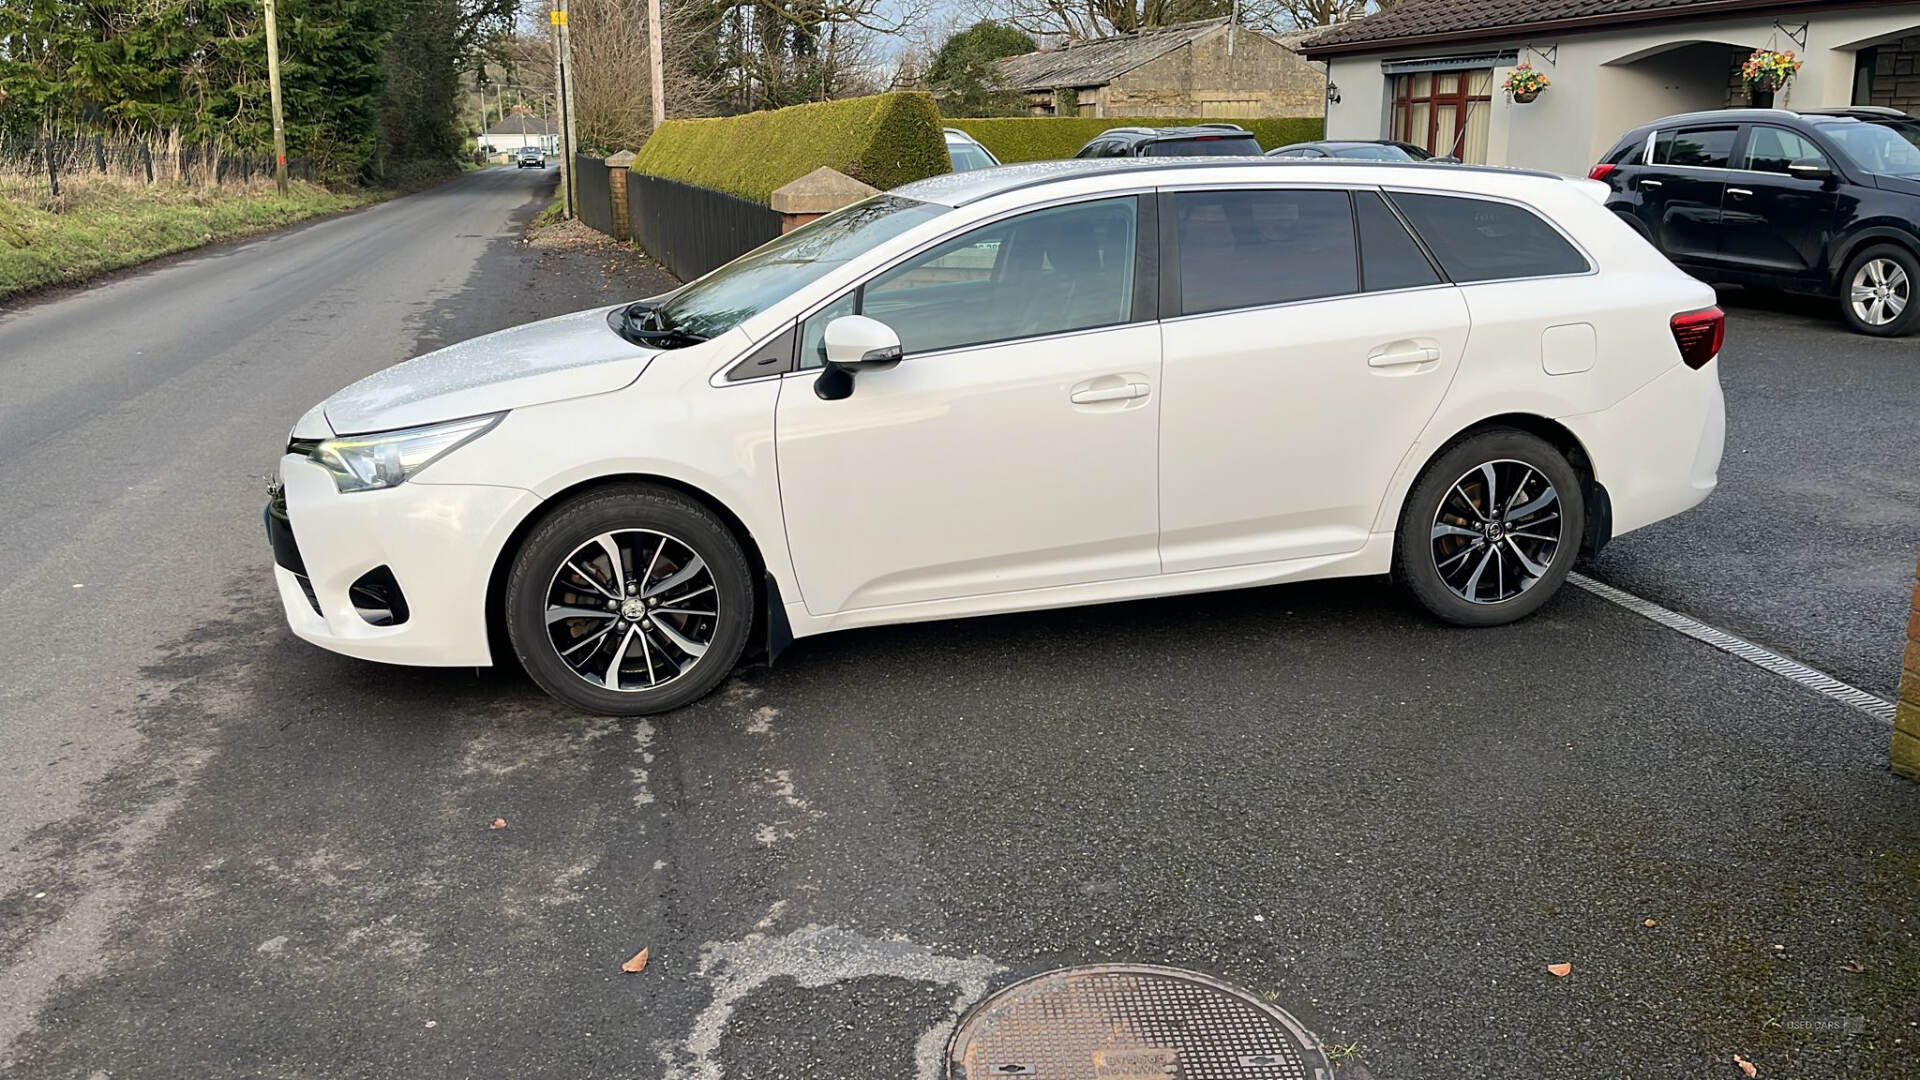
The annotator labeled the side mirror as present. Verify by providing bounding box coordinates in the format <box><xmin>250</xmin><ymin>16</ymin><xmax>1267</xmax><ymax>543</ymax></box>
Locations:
<box><xmin>1430</xmin><ymin>155</ymin><xmax>1461</xmax><ymax>165</ymax></box>
<box><xmin>815</xmin><ymin>315</ymin><xmax>902</xmax><ymax>401</ymax></box>
<box><xmin>1787</xmin><ymin>157</ymin><xmax>1833</xmax><ymax>181</ymax></box>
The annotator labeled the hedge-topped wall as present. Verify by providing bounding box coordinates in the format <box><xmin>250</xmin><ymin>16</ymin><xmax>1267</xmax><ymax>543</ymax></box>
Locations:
<box><xmin>946</xmin><ymin>116</ymin><xmax>1325</xmax><ymax>163</ymax></box>
<box><xmin>632</xmin><ymin>92</ymin><xmax>949</xmax><ymax>204</ymax></box>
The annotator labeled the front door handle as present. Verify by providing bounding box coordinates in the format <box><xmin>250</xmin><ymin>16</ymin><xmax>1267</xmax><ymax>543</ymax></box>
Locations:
<box><xmin>1727</xmin><ymin>187</ymin><xmax>1754</xmax><ymax>196</ymax></box>
<box><xmin>1367</xmin><ymin>345</ymin><xmax>1441</xmax><ymax>369</ymax></box>
<box><xmin>1070</xmin><ymin>382</ymin><xmax>1150</xmax><ymax>404</ymax></box>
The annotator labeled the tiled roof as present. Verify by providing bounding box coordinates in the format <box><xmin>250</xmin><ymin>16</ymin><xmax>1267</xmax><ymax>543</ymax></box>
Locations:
<box><xmin>1301</xmin><ymin>0</ymin><xmax>1812</xmax><ymax>54</ymax></box>
<box><xmin>995</xmin><ymin>19</ymin><xmax>1229</xmax><ymax>91</ymax></box>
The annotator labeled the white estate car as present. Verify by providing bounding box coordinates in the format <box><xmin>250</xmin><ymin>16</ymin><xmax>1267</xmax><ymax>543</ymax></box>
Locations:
<box><xmin>267</xmin><ymin>159</ymin><xmax>1727</xmax><ymax>716</ymax></box>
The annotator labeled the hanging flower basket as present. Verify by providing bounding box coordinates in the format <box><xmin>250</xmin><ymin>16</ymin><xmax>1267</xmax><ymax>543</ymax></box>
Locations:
<box><xmin>1502</xmin><ymin>64</ymin><xmax>1550</xmax><ymax>104</ymax></box>
<box><xmin>1742</xmin><ymin>48</ymin><xmax>1802</xmax><ymax>94</ymax></box>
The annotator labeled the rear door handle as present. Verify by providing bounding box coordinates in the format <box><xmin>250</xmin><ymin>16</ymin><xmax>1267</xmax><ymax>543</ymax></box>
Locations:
<box><xmin>1367</xmin><ymin>345</ymin><xmax>1440</xmax><ymax>369</ymax></box>
<box><xmin>1070</xmin><ymin>382</ymin><xmax>1150</xmax><ymax>404</ymax></box>
<box><xmin>1727</xmin><ymin>187</ymin><xmax>1754</xmax><ymax>196</ymax></box>
<box><xmin>1638</xmin><ymin>179</ymin><xmax>1663</xmax><ymax>188</ymax></box>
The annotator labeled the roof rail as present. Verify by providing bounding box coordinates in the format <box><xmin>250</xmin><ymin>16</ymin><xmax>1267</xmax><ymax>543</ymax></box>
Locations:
<box><xmin>1193</xmin><ymin>122</ymin><xmax>1248</xmax><ymax>130</ymax></box>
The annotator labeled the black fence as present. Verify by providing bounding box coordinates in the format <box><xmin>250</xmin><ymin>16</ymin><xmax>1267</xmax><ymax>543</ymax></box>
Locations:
<box><xmin>626</xmin><ymin>173</ymin><xmax>783</xmax><ymax>281</ymax></box>
<box><xmin>0</xmin><ymin>135</ymin><xmax>317</xmax><ymax>195</ymax></box>
<box><xmin>573</xmin><ymin>154</ymin><xmax>614</xmax><ymax>236</ymax></box>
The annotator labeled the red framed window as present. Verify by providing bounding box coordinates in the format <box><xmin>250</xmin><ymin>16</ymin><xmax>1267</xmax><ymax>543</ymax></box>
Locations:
<box><xmin>1391</xmin><ymin>70</ymin><xmax>1493</xmax><ymax>163</ymax></box>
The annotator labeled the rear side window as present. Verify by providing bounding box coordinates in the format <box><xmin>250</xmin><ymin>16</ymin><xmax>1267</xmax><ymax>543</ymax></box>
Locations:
<box><xmin>1147</xmin><ymin>136</ymin><xmax>1262</xmax><ymax>157</ymax></box>
<box><xmin>1172</xmin><ymin>188</ymin><xmax>1357</xmax><ymax>314</ymax></box>
<box><xmin>1388</xmin><ymin>193</ymin><xmax>1589</xmax><ymax>283</ymax></box>
<box><xmin>1652</xmin><ymin>127</ymin><xmax>1736</xmax><ymax>168</ymax></box>
<box><xmin>1741</xmin><ymin>126</ymin><xmax>1830</xmax><ymax>173</ymax></box>
<box><xmin>1354</xmin><ymin>191</ymin><xmax>1440</xmax><ymax>292</ymax></box>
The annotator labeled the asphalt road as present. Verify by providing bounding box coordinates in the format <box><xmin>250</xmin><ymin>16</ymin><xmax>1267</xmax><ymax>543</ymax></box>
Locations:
<box><xmin>1</xmin><ymin>169</ymin><xmax>1915</xmax><ymax>1080</ymax></box>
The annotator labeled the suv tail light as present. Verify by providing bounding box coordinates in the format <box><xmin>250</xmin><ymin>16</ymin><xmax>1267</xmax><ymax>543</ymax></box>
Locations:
<box><xmin>1588</xmin><ymin>163</ymin><xmax>1617</xmax><ymax>181</ymax></box>
<box><xmin>1670</xmin><ymin>306</ymin><xmax>1725</xmax><ymax>369</ymax></box>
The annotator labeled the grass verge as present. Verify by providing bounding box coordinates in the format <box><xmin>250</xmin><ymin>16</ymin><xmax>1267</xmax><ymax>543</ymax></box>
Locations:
<box><xmin>0</xmin><ymin>178</ymin><xmax>382</xmax><ymax>300</ymax></box>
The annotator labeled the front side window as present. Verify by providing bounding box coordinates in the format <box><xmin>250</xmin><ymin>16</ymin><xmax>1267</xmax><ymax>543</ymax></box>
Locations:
<box><xmin>1389</xmin><ymin>193</ymin><xmax>1588</xmax><ymax>283</ymax></box>
<box><xmin>1173</xmin><ymin>188</ymin><xmax>1357</xmax><ymax>315</ymax></box>
<box><xmin>1740</xmin><ymin>127</ymin><xmax>1829</xmax><ymax>174</ymax></box>
<box><xmin>805</xmin><ymin>197</ymin><xmax>1138</xmax><ymax>361</ymax></box>
<box><xmin>1651</xmin><ymin>127</ymin><xmax>1735</xmax><ymax>169</ymax></box>
<box><xmin>653</xmin><ymin>194</ymin><xmax>946</xmax><ymax>342</ymax></box>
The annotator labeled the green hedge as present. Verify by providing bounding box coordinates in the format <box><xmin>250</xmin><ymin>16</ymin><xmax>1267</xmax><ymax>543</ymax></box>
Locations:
<box><xmin>945</xmin><ymin>116</ymin><xmax>1326</xmax><ymax>162</ymax></box>
<box><xmin>632</xmin><ymin>92</ymin><xmax>949</xmax><ymax>204</ymax></box>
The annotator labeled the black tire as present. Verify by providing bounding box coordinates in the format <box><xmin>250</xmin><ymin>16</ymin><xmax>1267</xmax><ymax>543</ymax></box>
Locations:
<box><xmin>504</xmin><ymin>484</ymin><xmax>753</xmax><ymax>716</ymax></box>
<box><xmin>1838</xmin><ymin>243</ymin><xmax>1919</xmax><ymax>337</ymax></box>
<box><xmin>1392</xmin><ymin>429</ymin><xmax>1585</xmax><ymax>628</ymax></box>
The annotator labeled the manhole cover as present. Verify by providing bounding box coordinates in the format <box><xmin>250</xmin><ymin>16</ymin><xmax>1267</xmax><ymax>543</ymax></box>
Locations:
<box><xmin>948</xmin><ymin>964</ymin><xmax>1332</xmax><ymax>1080</ymax></box>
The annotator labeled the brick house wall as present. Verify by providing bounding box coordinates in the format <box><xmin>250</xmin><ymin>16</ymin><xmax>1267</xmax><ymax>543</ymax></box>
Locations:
<box><xmin>1863</xmin><ymin>36</ymin><xmax>1920</xmax><ymax>111</ymax></box>
<box><xmin>1896</xmin><ymin>549</ymin><xmax>1920</xmax><ymax>780</ymax></box>
<box><xmin>1103</xmin><ymin>28</ymin><xmax>1324</xmax><ymax>118</ymax></box>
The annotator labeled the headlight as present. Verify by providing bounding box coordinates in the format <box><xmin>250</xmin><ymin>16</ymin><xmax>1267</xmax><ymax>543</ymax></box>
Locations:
<box><xmin>305</xmin><ymin>414</ymin><xmax>502</xmax><ymax>493</ymax></box>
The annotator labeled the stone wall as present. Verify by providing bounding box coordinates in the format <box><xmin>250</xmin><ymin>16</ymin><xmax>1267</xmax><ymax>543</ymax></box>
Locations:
<box><xmin>1863</xmin><ymin>36</ymin><xmax>1920</xmax><ymax>111</ymax></box>
<box><xmin>1895</xmin><ymin>549</ymin><xmax>1920</xmax><ymax>781</ymax></box>
<box><xmin>1105</xmin><ymin>27</ymin><xmax>1324</xmax><ymax>118</ymax></box>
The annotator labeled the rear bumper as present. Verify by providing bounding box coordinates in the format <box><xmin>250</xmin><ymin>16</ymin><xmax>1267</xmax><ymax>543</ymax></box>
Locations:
<box><xmin>1562</xmin><ymin>360</ymin><xmax>1725</xmax><ymax>538</ymax></box>
<box><xmin>267</xmin><ymin>454</ymin><xmax>541</xmax><ymax>666</ymax></box>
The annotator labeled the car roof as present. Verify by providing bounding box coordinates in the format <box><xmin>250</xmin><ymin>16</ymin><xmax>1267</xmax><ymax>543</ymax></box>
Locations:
<box><xmin>942</xmin><ymin>128</ymin><xmax>983</xmax><ymax>142</ymax></box>
<box><xmin>892</xmin><ymin>157</ymin><xmax>1568</xmax><ymax>207</ymax></box>
<box><xmin>1630</xmin><ymin>106</ymin><xmax>1912</xmax><ymax>132</ymax></box>
<box><xmin>1095</xmin><ymin>124</ymin><xmax>1254</xmax><ymax>143</ymax></box>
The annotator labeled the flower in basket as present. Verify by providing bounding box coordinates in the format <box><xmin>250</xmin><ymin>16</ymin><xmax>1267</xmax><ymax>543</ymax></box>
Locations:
<box><xmin>1742</xmin><ymin>48</ymin><xmax>1802</xmax><ymax>91</ymax></box>
<box><xmin>1502</xmin><ymin>64</ymin><xmax>1551</xmax><ymax>101</ymax></box>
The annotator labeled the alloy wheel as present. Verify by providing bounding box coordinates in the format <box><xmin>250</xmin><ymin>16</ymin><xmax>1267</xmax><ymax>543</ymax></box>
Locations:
<box><xmin>1429</xmin><ymin>459</ymin><xmax>1563</xmax><ymax>605</ymax></box>
<box><xmin>1850</xmin><ymin>257</ymin><xmax>1910</xmax><ymax>327</ymax></box>
<box><xmin>544</xmin><ymin>530</ymin><xmax>718</xmax><ymax>692</ymax></box>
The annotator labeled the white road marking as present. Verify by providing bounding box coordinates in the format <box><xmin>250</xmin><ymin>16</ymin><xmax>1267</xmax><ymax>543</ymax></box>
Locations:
<box><xmin>659</xmin><ymin>924</ymin><xmax>1001</xmax><ymax>1080</ymax></box>
<box><xmin>1569</xmin><ymin>573</ymin><xmax>1897</xmax><ymax>724</ymax></box>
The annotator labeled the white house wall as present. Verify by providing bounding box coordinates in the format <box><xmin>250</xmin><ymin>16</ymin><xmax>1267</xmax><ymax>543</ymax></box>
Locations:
<box><xmin>1323</xmin><ymin>5</ymin><xmax>1920</xmax><ymax>175</ymax></box>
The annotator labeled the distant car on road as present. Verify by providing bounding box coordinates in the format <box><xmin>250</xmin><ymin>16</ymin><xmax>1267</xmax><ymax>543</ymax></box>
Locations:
<box><xmin>515</xmin><ymin>147</ymin><xmax>546</xmax><ymax>169</ymax></box>
<box><xmin>269</xmin><ymin>158</ymin><xmax>1726</xmax><ymax>716</ymax></box>
<box><xmin>944</xmin><ymin>128</ymin><xmax>1001</xmax><ymax>172</ymax></box>
<box><xmin>1073</xmin><ymin>124</ymin><xmax>1263</xmax><ymax>158</ymax></box>
<box><xmin>1591</xmin><ymin>106</ymin><xmax>1920</xmax><ymax>336</ymax></box>
<box><xmin>1268</xmin><ymin>140</ymin><xmax>1457</xmax><ymax>164</ymax></box>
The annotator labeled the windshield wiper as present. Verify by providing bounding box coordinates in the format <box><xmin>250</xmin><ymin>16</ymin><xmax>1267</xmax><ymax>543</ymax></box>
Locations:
<box><xmin>614</xmin><ymin>301</ymin><xmax>708</xmax><ymax>349</ymax></box>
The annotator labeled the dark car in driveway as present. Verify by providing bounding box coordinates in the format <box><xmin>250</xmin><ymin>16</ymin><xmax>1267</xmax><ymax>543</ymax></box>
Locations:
<box><xmin>1072</xmin><ymin>124</ymin><xmax>1263</xmax><ymax>159</ymax></box>
<box><xmin>1591</xmin><ymin>107</ymin><xmax>1920</xmax><ymax>336</ymax></box>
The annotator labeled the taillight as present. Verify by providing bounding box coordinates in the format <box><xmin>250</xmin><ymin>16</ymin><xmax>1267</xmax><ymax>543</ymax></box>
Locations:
<box><xmin>1588</xmin><ymin>163</ymin><xmax>1617</xmax><ymax>181</ymax></box>
<box><xmin>1670</xmin><ymin>306</ymin><xmax>1725</xmax><ymax>369</ymax></box>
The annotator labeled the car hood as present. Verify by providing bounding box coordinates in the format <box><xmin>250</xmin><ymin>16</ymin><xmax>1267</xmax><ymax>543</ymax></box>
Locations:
<box><xmin>1873</xmin><ymin>172</ymin><xmax>1920</xmax><ymax>197</ymax></box>
<box><xmin>314</xmin><ymin>306</ymin><xmax>656</xmax><ymax>436</ymax></box>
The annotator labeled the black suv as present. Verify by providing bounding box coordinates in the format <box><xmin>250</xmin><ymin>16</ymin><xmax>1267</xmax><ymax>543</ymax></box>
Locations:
<box><xmin>1592</xmin><ymin>107</ymin><xmax>1920</xmax><ymax>336</ymax></box>
<box><xmin>1073</xmin><ymin>124</ymin><xmax>1263</xmax><ymax>159</ymax></box>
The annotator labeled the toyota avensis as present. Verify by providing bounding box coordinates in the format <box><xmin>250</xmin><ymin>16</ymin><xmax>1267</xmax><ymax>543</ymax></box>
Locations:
<box><xmin>266</xmin><ymin>159</ymin><xmax>1727</xmax><ymax>716</ymax></box>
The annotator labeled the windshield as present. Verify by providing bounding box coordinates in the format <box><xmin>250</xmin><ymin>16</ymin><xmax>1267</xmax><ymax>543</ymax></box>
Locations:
<box><xmin>1145</xmin><ymin>136</ymin><xmax>1262</xmax><ymax>157</ymax></box>
<box><xmin>1334</xmin><ymin>145</ymin><xmax>1415</xmax><ymax>161</ymax></box>
<box><xmin>947</xmin><ymin>143</ymin><xmax>995</xmax><ymax>171</ymax></box>
<box><xmin>1816</xmin><ymin>118</ymin><xmax>1920</xmax><ymax>178</ymax></box>
<box><xmin>645</xmin><ymin>194</ymin><xmax>947</xmax><ymax>343</ymax></box>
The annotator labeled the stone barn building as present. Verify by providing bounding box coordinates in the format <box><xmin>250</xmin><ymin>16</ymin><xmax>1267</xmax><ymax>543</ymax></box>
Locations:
<box><xmin>995</xmin><ymin>19</ymin><xmax>1327</xmax><ymax>118</ymax></box>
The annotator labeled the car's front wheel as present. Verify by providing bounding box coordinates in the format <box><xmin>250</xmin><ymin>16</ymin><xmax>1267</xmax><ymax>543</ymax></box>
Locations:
<box><xmin>1393</xmin><ymin>429</ymin><xmax>1585</xmax><ymax>627</ymax></box>
<box><xmin>1839</xmin><ymin>243</ymin><xmax>1917</xmax><ymax>337</ymax></box>
<box><xmin>505</xmin><ymin>484</ymin><xmax>753</xmax><ymax>716</ymax></box>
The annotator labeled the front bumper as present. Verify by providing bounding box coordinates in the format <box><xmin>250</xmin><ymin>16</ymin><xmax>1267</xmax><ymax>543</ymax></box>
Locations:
<box><xmin>267</xmin><ymin>454</ymin><xmax>541</xmax><ymax>667</ymax></box>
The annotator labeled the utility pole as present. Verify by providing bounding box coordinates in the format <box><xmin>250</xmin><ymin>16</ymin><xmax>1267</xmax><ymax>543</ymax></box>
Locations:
<box><xmin>648</xmin><ymin>0</ymin><xmax>665</xmax><ymax>129</ymax></box>
<box><xmin>263</xmin><ymin>0</ymin><xmax>289</xmax><ymax>193</ymax></box>
<box><xmin>552</xmin><ymin>0</ymin><xmax>577</xmax><ymax>217</ymax></box>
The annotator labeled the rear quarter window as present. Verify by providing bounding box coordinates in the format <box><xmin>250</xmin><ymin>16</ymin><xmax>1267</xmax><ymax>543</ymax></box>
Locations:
<box><xmin>1387</xmin><ymin>192</ymin><xmax>1590</xmax><ymax>283</ymax></box>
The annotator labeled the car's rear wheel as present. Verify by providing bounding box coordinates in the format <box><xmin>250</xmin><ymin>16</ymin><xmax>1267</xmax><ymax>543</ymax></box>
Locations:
<box><xmin>505</xmin><ymin>484</ymin><xmax>752</xmax><ymax>716</ymax></box>
<box><xmin>1393</xmin><ymin>429</ymin><xmax>1585</xmax><ymax>627</ymax></box>
<box><xmin>1839</xmin><ymin>243</ymin><xmax>1917</xmax><ymax>337</ymax></box>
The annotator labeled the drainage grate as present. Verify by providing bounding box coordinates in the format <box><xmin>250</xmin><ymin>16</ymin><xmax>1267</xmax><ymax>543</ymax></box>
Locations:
<box><xmin>948</xmin><ymin>965</ymin><xmax>1332</xmax><ymax>1080</ymax></box>
<box><xmin>1569</xmin><ymin>573</ymin><xmax>1897</xmax><ymax>724</ymax></box>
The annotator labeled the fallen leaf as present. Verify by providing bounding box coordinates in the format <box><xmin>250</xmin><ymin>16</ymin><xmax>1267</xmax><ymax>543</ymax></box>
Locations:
<box><xmin>1841</xmin><ymin>959</ymin><xmax>1866</xmax><ymax>973</ymax></box>
<box><xmin>1643</xmin><ymin>918</ymin><xmax>1659</xmax><ymax>928</ymax></box>
<box><xmin>622</xmin><ymin>947</ymin><xmax>650</xmax><ymax>973</ymax></box>
<box><xmin>1734</xmin><ymin>1053</ymin><xmax>1757</xmax><ymax>1077</ymax></box>
<box><xmin>489</xmin><ymin>818</ymin><xmax>508</xmax><ymax>830</ymax></box>
<box><xmin>1547</xmin><ymin>962</ymin><xmax>1572</xmax><ymax>978</ymax></box>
